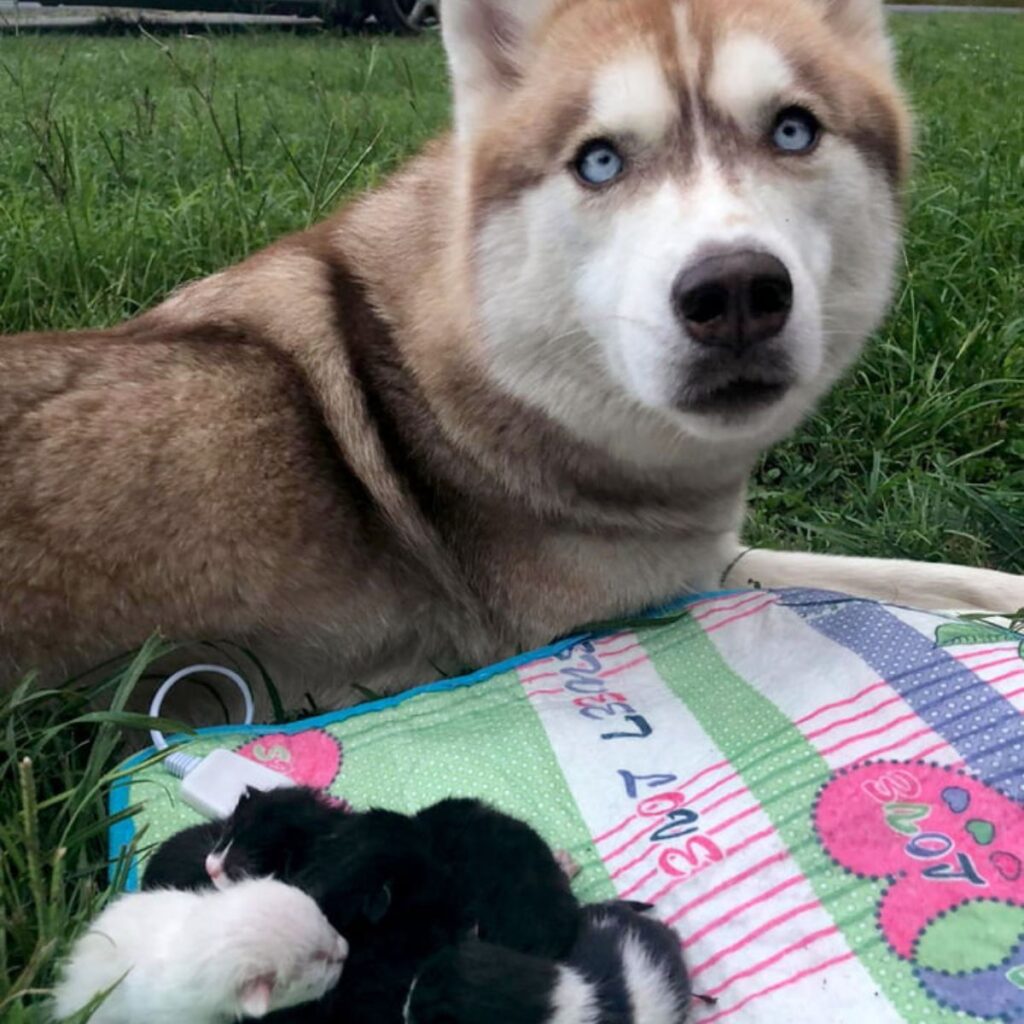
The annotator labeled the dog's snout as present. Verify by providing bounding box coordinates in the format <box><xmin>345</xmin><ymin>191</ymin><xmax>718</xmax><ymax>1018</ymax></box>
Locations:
<box><xmin>672</xmin><ymin>250</ymin><xmax>792</xmax><ymax>351</ymax></box>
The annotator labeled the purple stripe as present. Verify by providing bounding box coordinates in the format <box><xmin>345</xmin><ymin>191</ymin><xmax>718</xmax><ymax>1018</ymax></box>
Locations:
<box><xmin>777</xmin><ymin>589</ymin><xmax>1024</xmax><ymax>800</ymax></box>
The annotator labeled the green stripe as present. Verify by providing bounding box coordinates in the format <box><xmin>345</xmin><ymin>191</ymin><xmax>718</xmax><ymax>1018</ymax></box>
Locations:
<box><xmin>644</xmin><ymin>616</ymin><xmax>967</xmax><ymax>1024</ymax></box>
<box><xmin>124</xmin><ymin>669</ymin><xmax>617</xmax><ymax>903</ymax></box>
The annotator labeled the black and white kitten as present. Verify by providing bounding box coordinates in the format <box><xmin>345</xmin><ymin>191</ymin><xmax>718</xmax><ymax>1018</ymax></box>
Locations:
<box><xmin>405</xmin><ymin>901</ymin><xmax>694</xmax><ymax>1024</ymax></box>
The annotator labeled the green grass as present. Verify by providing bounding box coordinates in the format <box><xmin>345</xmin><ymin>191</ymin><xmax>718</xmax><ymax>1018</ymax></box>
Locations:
<box><xmin>747</xmin><ymin>14</ymin><xmax>1024</xmax><ymax>572</ymax></box>
<box><xmin>0</xmin><ymin>14</ymin><xmax>1022</xmax><ymax>1020</ymax></box>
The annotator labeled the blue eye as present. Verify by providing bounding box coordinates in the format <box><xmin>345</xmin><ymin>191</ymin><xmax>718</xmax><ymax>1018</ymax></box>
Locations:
<box><xmin>573</xmin><ymin>140</ymin><xmax>625</xmax><ymax>186</ymax></box>
<box><xmin>771</xmin><ymin>107</ymin><xmax>821</xmax><ymax>154</ymax></box>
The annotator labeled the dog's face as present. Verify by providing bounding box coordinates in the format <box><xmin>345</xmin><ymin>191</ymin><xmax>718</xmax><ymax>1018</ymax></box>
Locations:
<box><xmin>443</xmin><ymin>0</ymin><xmax>910</xmax><ymax>465</ymax></box>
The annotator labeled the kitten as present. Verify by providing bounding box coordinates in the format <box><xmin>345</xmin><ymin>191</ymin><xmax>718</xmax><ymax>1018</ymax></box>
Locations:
<box><xmin>52</xmin><ymin>878</ymin><xmax>348</xmax><ymax>1024</ymax></box>
<box><xmin>142</xmin><ymin>819</ymin><xmax>225</xmax><ymax>892</ymax></box>
<box><xmin>259</xmin><ymin>808</ymin><xmax>456</xmax><ymax>1024</ymax></box>
<box><xmin>207</xmin><ymin>789</ymin><xmax>579</xmax><ymax>958</ymax></box>
<box><xmin>141</xmin><ymin>786</ymin><xmax>345</xmax><ymax>893</ymax></box>
<box><xmin>405</xmin><ymin>901</ymin><xmax>694</xmax><ymax>1024</ymax></box>
<box><xmin>145</xmin><ymin>789</ymin><xmax>584</xmax><ymax>1024</ymax></box>
<box><xmin>206</xmin><ymin>786</ymin><xmax>347</xmax><ymax>890</ymax></box>
<box><xmin>414</xmin><ymin>798</ymin><xmax>580</xmax><ymax>959</ymax></box>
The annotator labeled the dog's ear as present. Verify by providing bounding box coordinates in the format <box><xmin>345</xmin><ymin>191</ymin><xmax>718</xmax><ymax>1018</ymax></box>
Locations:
<box><xmin>815</xmin><ymin>0</ymin><xmax>893</xmax><ymax>70</ymax></box>
<box><xmin>441</xmin><ymin>0</ymin><xmax>557</xmax><ymax>139</ymax></box>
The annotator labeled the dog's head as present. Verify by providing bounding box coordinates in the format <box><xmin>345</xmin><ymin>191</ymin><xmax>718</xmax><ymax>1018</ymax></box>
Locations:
<box><xmin>442</xmin><ymin>0</ymin><xmax>910</xmax><ymax>467</ymax></box>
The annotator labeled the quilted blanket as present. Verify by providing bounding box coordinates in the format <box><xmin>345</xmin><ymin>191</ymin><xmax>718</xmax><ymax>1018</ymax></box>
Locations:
<box><xmin>110</xmin><ymin>588</ymin><xmax>1024</xmax><ymax>1023</ymax></box>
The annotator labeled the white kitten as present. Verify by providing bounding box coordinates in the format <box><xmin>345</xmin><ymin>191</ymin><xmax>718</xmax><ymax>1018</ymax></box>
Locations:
<box><xmin>52</xmin><ymin>877</ymin><xmax>347</xmax><ymax>1023</ymax></box>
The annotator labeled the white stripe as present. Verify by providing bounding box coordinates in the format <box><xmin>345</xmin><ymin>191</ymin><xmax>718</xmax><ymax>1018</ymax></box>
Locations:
<box><xmin>549</xmin><ymin>966</ymin><xmax>600</xmax><ymax>1024</ymax></box>
<box><xmin>619</xmin><ymin>933</ymin><xmax>686</xmax><ymax>1024</ymax></box>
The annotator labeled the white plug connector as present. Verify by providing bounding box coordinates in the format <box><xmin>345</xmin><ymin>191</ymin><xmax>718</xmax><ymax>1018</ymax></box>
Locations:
<box><xmin>148</xmin><ymin>664</ymin><xmax>295</xmax><ymax>819</ymax></box>
<box><xmin>177</xmin><ymin>748</ymin><xmax>295</xmax><ymax>819</ymax></box>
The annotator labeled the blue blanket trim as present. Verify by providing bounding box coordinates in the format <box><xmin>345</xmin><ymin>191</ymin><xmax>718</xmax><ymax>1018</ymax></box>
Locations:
<box><xmin>106</xmin><ymin>587</ymin><xmax>745</xmax><ymax>888</ymax></box>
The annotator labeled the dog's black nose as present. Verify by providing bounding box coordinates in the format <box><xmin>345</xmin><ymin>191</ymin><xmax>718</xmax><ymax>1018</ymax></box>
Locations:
<box><xmin>672</xmin><ymin>250</ymin><xmax>792</xmax><ymax>350</ymax></box>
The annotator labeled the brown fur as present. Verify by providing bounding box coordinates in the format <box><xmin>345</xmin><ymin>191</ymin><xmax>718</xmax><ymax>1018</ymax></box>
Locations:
<box><xmin>0</xmin><ymin>0</ymin><xmax>910</xmax><ymax>705</ymax></box>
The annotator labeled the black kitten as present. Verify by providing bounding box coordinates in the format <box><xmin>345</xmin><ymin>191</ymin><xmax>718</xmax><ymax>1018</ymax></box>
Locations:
<box><xmin>415</xmin><ymin>798</ymin><xmax>580</xmax><ymax>959</ymax></box>
<box><xmin>261</xmin><ymin>807</ymin><xmax>456</xmax><ymax>1024</ymax></box>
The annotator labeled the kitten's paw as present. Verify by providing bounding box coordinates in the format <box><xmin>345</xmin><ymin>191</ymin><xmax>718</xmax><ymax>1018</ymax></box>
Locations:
<box><xmin>554</xmin><ymin>849</ymin><xmax>582</xmax><ymax>880</ymax></box>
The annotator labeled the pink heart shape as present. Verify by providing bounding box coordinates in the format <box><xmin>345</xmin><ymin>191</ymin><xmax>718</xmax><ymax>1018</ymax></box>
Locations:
<box><xmin>991</xmin><ymin>851</ymin><xmax>1023</xmax><ymax>883</ymax></box>
<box><xmin>237</xmin><ymin>729</ymin><xmax>342</xmax><ymax>790</ymax></box>
<box><xmin>815</xmin><ymin>762</ymin><xmax>1024</xmax><ymax>960</ymax></box>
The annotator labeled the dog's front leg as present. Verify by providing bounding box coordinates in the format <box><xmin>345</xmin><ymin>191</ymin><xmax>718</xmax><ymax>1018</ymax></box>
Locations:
<box><xmin>721</xmin><ymin>545</ymin><xmax>1024</xmax><ymax>615</ymax></box>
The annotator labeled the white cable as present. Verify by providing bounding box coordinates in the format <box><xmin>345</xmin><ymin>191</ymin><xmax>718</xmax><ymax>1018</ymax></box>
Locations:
<box><xmin>148</xmin><ymin>663</ymin><xmax>255</xmax><ymax>753</ymax></box>
<box><xmin>145</xmin><ymin>664</ymin><xmax>293</xmax><ymax>818</ymax></box>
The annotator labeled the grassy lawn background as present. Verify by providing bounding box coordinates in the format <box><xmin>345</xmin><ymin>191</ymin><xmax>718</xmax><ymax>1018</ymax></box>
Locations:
<box><xmin>0</xmin><ymin>14</ymin><xmax>1022</xmax><ymax>1019</ymax></box>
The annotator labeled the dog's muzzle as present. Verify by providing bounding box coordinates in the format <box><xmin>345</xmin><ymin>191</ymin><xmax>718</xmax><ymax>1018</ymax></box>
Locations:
<box><xmin>672</xmin><ymin>248</ymin><xmax>793</xmax><ymax>352</ymax></box>
<box><xmin>671</xmin><ymin>246</ymin><xmax>797</xmax><ymax>415</ymax></box>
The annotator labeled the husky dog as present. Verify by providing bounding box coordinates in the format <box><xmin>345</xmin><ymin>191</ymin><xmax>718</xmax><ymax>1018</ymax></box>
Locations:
<box><xmin>1</xmin><ymin>0</ymin><xmax>1021</xmax><ymax>703</ymax></box>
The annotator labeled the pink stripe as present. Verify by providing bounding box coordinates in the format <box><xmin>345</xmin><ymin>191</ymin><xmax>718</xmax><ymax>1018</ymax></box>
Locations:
<box><xmin>596</xmin><ymin>640</ymin><xmax>642</xmax><ymax>659</ymax></box>
<box><xmin>842</xmin><ymin>724</ymin><xmax>933</xmax><ymax>763</ymax></box>
<box><xmin>681</xmin><ymin>874</ymin><xmax>804</xmax><ymax>947</ymax></box>
<box><xmin>699</xmin><ymin>952</ymin><xmax>856</xmax><ymax>1024</ymax></box>
<box><xmin>593</xmin><ymin>815</ymin><xmax>638</xmax><ymax>845</ymax></box>
<box><xmin>955</xmin><ymin>645</ymin><xmax>1017</xmax><ymax>661</ymax></box>
<box><xmin>698</xmin><ymin>784</ymin><xmax>748</xmax><ymax>818</ymax></box>
<box><xmin>707</xmin><ymin>925</ymin><xmax>839</xmax><ymax>998</ymax></box>
<box><xmin>725</xmin><ymin>825</ymin><xmax>777</xmax><ymax>857</ymax></box>
<box><xmin>666</xmin><ymin>848</ymin><xmax>791</xmax><ymax>927</ymax></box>
<box><xmin>599</xmin><ymin>654</ymin><xmax>649</xmax><ymax>679</ymax></box>
<box><xmin>694</xmin><ymin>592</ymin><xmax>770</xmax><ymax>620</ymax></box>
<box><xmin>689</xmin><ymin>772</ymin><xmax>742</xmax><ymax>807</ymax></box>
<box><xmin>610</xmin><ymin>842</ymin><xmax>659</xmax><ymax>880</ymax></box>
<box><xmin>707</xmin><ymin>803</ymin><xmax>762</xmax><ymax>836</ymax></box>
<box><xmin>650</xmin><ymin>827</ymin><xmax>777</xmax><ymax>908</ymax></box>
<box><xmin>618</xmin><ymin>867</ymin><xmax>658</xmax><ymax>899</ymax></box>
<box><xmin>986</xmin><ymin>667</ymin><xmax>1024</xmax><ymax>686</ymax></box>
<box><xmin>644</xmin><ymin>873</ymin><xmax>690</xmax><ymax>907</ymax></box>
<box><xmin>909</xmin><ymin>739</ymin><xmax>950</xmax><ymax>760</ymax></box>
<box><xmin>819</xmin><ymin>711</ymin><xmax>917</xmax><ymax>756</ymax></box>
<box><xmin>673</xmin><ymin>593</ymin><xmax>718</xmax><ymax>612</ymax></box>
<box><xmin>795</xmin><ymin>681</ymin><xmax>890</xmax><ymax>725</ymax></box>
<box><xmin>678</xmin><ymin>758</ymin><xmax>732</xmax><ymax>792</ymax></box>
<box><xmin>803</xmin><ymin>695</ymin><xmax>903</xmax><ymax>740</ymax></box>
<box><xmin>603</xmin><ymin>822</ymin><xmax>654</xmax><ymax>861</ymax></box>
<box><xmin>594</xmin><ymin>760</ymin><xmax>734</xmax><ymax>851</ymax></box>
<box><xmin>1003</xmin><ymin>685</ymin><xmax>1024</xmax><ymax>700</ymax></box>
<box><xmin>970</xmin><ymin>654</ymin><xmax>1023</xmax><ymax>674</ymax></box>
<box><xmin>519</xmin><ymin>670</ymin><xmax>558</xmax><ymax>685</ymax></box>
<box><xmin>690</xmin><ymin>900</ymin><xmax>820</xmax><ymax>979</ymax></box>
<box><xmin>610</xmin><ymin>796</ymin><xmax>761</xmax><ymax>886</ymax></box>
<box><xmin>704</xmin><ymin>598</ymin><xmax>777</xmax><ymax>634</ymax></box>
<box><xmin>525</xmin><ymin>688</ymin><xmax>564</xmax><ymax>698</ymax></box>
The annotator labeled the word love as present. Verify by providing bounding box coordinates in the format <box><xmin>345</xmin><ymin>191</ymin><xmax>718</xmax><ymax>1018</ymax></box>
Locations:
<box><xmin>815</xmin><ymin>760</ymin><xmax>1024</xmax><ymax>1020</ymax></box>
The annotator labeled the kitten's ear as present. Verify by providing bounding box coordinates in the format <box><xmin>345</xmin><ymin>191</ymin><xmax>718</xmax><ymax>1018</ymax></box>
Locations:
<box><xmin>237</xmin><ymin>972</ymin><xmax>276</xmax><ymax>1018</ymax></box>
<box><xmin>619</xmin><ymin>901</ymin><xmax>655</xmax><ymax>914</ymax></box>
<box><xmin>441</xmin><ymin>0</ymin><xmax>558</xmax><ymax>139</ymax></box>
<box><xmin>230</xmin><ymin>787</ymin><xmax>255</xmax><ymax>816</ymax></box>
